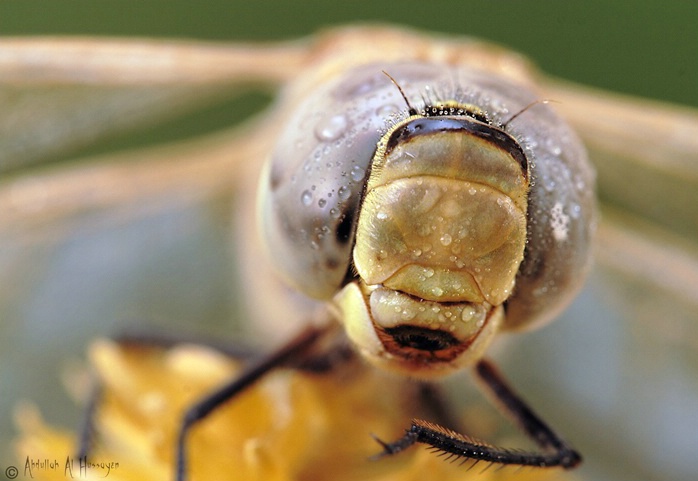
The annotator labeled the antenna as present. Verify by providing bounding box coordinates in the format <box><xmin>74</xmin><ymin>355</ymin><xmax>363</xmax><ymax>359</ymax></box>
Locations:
<box><xmin>502</xmin><ymin>99</ymin><xmax>558</xmax><ymax>129</ymax></box>
<box><xmin>382</xmin><ymin>71</ymin><xmax>418</xmax><ymax>116</ymax></box>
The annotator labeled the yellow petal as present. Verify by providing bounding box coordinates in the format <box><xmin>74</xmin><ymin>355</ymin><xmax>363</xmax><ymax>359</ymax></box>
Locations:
<box><xmin>15</xmin><ymin>339</ymin><xmax>578</xmax><ymax>481</ymax></box>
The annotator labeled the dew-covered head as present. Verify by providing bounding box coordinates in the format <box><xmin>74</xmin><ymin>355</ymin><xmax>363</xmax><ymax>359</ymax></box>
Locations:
<box><xmin>259</xmin><ymin>62</ymin><xmax>595</xmax><ymax>379</ymax></box>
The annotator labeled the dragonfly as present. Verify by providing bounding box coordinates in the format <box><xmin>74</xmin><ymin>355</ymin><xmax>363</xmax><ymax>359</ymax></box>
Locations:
<box><xmin>3</xmin><ymin>25</ymin><xmax>698</xmax><ymax>481</ymax></box>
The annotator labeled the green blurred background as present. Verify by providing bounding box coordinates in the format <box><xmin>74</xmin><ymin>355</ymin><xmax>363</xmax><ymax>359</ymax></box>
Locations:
<box><xmin>1</xmin><ymin>1</ymin><xmax>696</xmax><ymax>481</ymax></box>
<box><xmin>0</xmin><ymin>0</ymin><xmax>696</xmax><ymax>160</ymax></box>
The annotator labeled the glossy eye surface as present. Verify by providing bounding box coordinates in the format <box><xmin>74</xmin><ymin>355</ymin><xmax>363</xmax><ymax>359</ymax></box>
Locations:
<box><xmin>261</xmin><ymin>61</ymin><xmax>595</xmax><ymax>377</ymax></box>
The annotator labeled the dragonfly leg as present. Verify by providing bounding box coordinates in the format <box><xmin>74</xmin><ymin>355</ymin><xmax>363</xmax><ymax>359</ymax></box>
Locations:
<box><xmin>74</xmin><ymin>329</ymin><xmax>260</xmax><ymax>459</ymax></box>
<box><xmin>74</xmin><ymin>324</ymin><xmax>333</xmax><ymax>479</ymax></box>
<box><xmin>372</xmin><ymin>359</ymin><xmax>581</xmax><ymax>469</ymax></box>
<box><xmin>174</xmin><ymin>324</ymin><xmax>330</xmax><ymax>481</ymax></box>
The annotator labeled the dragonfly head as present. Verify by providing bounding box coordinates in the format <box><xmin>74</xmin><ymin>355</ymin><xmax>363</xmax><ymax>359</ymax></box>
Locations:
<box><xmin>333</xmin><ymin>110</ymin><xmax>528</xmax><ymax>378</ymax></box>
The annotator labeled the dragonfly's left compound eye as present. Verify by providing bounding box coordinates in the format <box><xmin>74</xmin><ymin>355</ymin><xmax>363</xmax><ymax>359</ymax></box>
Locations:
<box><xmin>260</xmin><ymin>62</ymin><xmax>595</xmax><ymax>378</ymax></box>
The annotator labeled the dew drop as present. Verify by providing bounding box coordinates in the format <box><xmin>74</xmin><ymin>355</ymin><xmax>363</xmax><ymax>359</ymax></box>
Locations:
<box><xmin>318</xmin><ymin>198</ymin><xmax>327</xmax><ymax>208</ymax></box>
<box><xmin>570</xmin><ymin>203</ymin><xmax>581</xmax><ymax>218</ymax></box>
<box><xmin>301</xmin><ymin>190</ymin><xmax>313</xmax><ymax>206</ymax></box>
<box><xmin>440</xmin><ymin>234</ymin><xmax>452</xmax><ymax>246</ymax></box>
<box><xmin>431</xmin><ymin>287</ymin><xmax>444</xmax><ymax>297</ymax></box>
<box><xmin>338</xmin><ymin>185</ymin><xmax>351</xmax><ymax>200</ymax></box>
<box><xmin>544</xmin><ymin>177</ymin><xmax>556</xmax><ymax>192</ymax></box>
<box><xmin>350</xmin><ymin>165</ymin><xmax>366</xmax><ymax>182</ymax></box>
<box><xmin>314</xmin><ymin>114</ymin><xmax>349</xmax><ymax>141</ymax></box>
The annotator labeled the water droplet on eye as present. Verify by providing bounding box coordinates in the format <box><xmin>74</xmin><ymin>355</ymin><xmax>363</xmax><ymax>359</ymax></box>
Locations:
<box><xmin>314</xmin><ymin>114</ymin><xmax>349</xmax><ymax>141</ymax></box>
<box><xmin>318</xmin><ymin>198</ymin><xmax>327</xmax><ymax>208</ymax></box>
<box><xmin>301</xmin><ymin>190</ymin><xmax>313</xmax><ymax>206</ymax></box>
<box><xmin>543</xmin><ymin>177</ymin><xmax>556</xmax><ymax>192</ymax></box>
<box><xmin>440</xmin><ymin>234</ymin><xmax>452</xmax><ymax>246</ymax></box>
<box><xmin>338</xmin><ymin>185</ymin><xmax>351</xmax><ymax>200</ymax></box>
<box><xmin>350</xmin><ymin>165</ymin><xmax>366</xmax><ymax>182</ymax></box>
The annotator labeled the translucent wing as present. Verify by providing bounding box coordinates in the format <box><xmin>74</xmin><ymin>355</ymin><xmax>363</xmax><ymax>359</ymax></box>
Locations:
<box><xmin>0</xmin><ymin>36</ymin><xmax>308</xmax><ymax>172</ymax></box>
<box><xmin>2</xmin><ymin>27</ymin><xmax>697</xmax><ymax>481</ymax></box>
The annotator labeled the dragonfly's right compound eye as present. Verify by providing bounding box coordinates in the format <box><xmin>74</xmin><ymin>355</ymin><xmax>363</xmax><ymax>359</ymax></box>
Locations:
<box><xmin>259</xmin><ymin>61</ymin><xmax>595</xmax><ymax>379</ymax></box>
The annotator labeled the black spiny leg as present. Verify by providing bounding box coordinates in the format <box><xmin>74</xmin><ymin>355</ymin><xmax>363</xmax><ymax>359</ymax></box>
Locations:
<box><xmin>175</xmin><ymin>324</ymin><xmax>330</xmax><ymax>481</ymax></box>
<box><xmin>76</xmin><ymin>382</ymin><xmax>102</xmax><ymax>461</ymax></box>
<box><xmin>372</xmin><ymin>359</ymin><xmax>581</xmax><ymax>469</ymax></box>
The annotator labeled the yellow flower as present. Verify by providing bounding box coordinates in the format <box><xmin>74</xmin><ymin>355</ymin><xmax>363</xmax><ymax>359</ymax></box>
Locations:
<box><xmin>16</xmin><ymin>339</ymin><xmax>577</xmax><ymax>481</ymax></box>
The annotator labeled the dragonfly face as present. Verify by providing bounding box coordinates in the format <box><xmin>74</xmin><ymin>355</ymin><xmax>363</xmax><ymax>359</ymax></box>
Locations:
<box><xmin>259</xmin><ymin>62</ymin><xmax>595</xmax><ymax>378</ymax></box>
